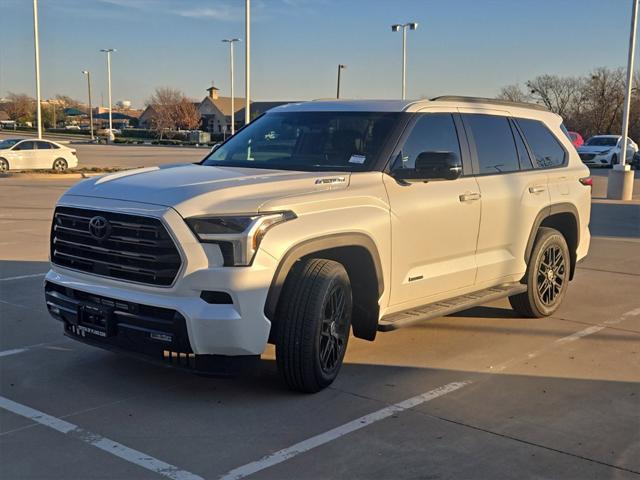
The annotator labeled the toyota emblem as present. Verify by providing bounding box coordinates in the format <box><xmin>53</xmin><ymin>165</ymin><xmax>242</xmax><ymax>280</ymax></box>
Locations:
<box><xmin>88</xmin><ymin>216</ymin><xmax>111</xmax><ymax>240</ymax></box>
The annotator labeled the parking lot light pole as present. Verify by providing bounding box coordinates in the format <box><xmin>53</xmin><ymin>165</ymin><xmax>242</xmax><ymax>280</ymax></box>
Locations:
<box><xmin>82</xmin><ymin>70</ymin><xmax>94</xmax><ymax>141</ymax></box>
<box><xmin>223</xmin><ymin>38</ymin><xmax>241</xmax><ymax>135</ymax></box>
<box><xmin>336</xmin><ymin>64</ymin><xmax>346</xmax><ymax>99</ymax></box>
<box><xmin>391</xmin><ymin>22</ymin><xmax>418</xmax><ymax>100</ymax></box>
<box><xmin>245</xmin><ymin>0</ymin><xmax>251</xmax><ymax>126</ymax></box>
<box><xmin>32</xmin><ymin>0</ymin><xmax>42</xmax><ymax>139</ymax></box>
<box><xmin>607</xmin><ymin>0</ymin><xmax>638</xmax><ymax>201</ymax></box>
<box><xmin>100</xmin><ymin>48</ymin><xmax>116</xmax><ymax>141</ymax></box>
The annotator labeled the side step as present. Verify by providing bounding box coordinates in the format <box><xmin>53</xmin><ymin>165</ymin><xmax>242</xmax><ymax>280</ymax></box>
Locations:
<box><xmin>378</xmin><ymin>283</ymin><xmax>527</xmax><ymax>332</ymax></box>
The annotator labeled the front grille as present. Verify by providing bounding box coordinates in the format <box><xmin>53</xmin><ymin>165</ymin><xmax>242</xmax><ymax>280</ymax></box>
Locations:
<box><xmin>579</xmin><ymin>153</ymin><xmax>596</xmax><ymax>161</ymax></box>
<box><xmin>51</xmin><ymin>206</ymin><xmax>182</xmax><ymax>286</ymax></box>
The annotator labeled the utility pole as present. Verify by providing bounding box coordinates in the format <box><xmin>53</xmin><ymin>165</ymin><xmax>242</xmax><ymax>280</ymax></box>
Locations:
<box><xmin>607</xmin><ymin>0</ymin><xmax>638</xmax><ymax>200</ymax></box>
<box><xmin>336</xmin><ymin>64</ymin><xmax>346</xmax><ymax>99</ymax></box>
<box><xmin>100</xmin><ymin>48</ymin><xmax>116</xmax><ymax>141</ymax></box>
<box><xmin>223</xmin><ymin>39</ymin><xmax>241</xmax><ymax>135</ymax></box>
<box><xmin>245</xmin><ymin>0</ymin><xmax>251</xmax><ymax>125</ymax></box>
<box><xmin>82</xmin><ymin>70</ymin><xmax>94</xmax><ymax>140</ymax></box>
<box><xmin>32</xmin><ymin>0</ymin><xmax>42</xmax><ymax>138</ymax></box>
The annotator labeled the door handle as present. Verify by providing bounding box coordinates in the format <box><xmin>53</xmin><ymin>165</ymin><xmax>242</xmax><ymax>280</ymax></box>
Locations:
<box><xmin>528</xmin><ymin>186</ymin><xmax>546</xmax><ymax>194</ymax></box>
<box><xmin>459</xmin><ymin>192</ymin><xmax>481</xmax><ymax>202</ymax></box>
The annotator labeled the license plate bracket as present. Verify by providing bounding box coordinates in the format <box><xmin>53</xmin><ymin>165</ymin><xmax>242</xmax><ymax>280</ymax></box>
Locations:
<box><xmin>76</xmin><ymin>304</ymin><xmax>114</xmax><ymax>338</ymax></box>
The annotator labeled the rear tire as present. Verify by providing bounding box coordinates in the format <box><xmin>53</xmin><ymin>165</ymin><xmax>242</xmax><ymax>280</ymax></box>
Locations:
<box><xmin>52</xmin><ymin>158</ymin><xmax>68</xmax><ymax>172</ymax></box>
<box><xmin>509</xmin><ymin>227</ymin><xmax>570</xmax><ymax>318</ymax></box>
<box><xmin>275</xmin><ymin>258</ymin><xmax>352</xmax><ymax>393</ymax></box>
<box><xmin>0</xmin><ymin>158</ymin><xmax>8</xmax><ymax>172</ymax></box>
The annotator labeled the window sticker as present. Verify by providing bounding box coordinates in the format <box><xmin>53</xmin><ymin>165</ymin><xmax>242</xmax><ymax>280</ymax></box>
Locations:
<box><xmin>348</xmin><ymin>154</ymin><xmax>366</xmax><ymax>164</ymax></box>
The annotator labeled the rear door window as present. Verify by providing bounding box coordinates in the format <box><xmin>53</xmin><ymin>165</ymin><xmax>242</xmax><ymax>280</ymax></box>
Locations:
<box><xmin>463</xmin><ymin>114</ymin><xmax>520</xmax><ymax>174</ymax></box>
<box><xmin>516</xmin><ymin>118</ymin><xmax>566</xmax><ymax>168</ymax></box>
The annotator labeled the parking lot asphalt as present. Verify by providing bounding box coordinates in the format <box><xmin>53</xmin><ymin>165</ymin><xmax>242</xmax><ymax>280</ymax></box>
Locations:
<box><xmin>0</xmin><ymin>173</ymin><xmax>639</xmax><ymax>480</ymax></box>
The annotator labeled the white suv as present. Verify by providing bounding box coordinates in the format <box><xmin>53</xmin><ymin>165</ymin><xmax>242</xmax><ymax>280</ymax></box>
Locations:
<box><xmin>45</xmin><ymin>97</ymin><xmax>591</xmax><ymax>392</ymax></box>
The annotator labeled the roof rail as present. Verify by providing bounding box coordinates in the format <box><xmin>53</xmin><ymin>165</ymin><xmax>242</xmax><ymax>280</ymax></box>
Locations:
<box><xmin>430</xmin><ymin>95</ymin><xmax>549</xmax><ymax>112</ymax></box>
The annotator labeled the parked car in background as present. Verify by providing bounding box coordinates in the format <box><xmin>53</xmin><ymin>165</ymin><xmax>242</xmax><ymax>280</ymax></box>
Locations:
<box><xmin>64</xmin><ymin>125</ymin><xmax>81</xmax><ymax>131</ymax></box>
<box><xmin>568</xmin><ymin>131</ymin><xmax>584</xmax><ymax>148</ymax></box>
<box><xmin>577</xmin><ymin>135</ymin><xmax>638</xmax><ymax>168</ymax></box>
<box><xmin>632</xmin><ymin>150</ymin><xmax>640</xmax><ymax>170</ymax></box>
<box><xmin>0</xmin><ymin>138</ymin><xmax>78</xmax><ymax>172</ymax></box>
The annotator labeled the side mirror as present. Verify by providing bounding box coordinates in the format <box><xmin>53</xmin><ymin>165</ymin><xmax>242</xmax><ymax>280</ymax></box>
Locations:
<box><xmin>210</xmin><ymin>143</ymin><xmax>221</xmax><ymax>153</ymax></box>
<box><xmin>393</xmin><ymin>151</ymin><xmax>462</xmax><ymax>181</ymax></box>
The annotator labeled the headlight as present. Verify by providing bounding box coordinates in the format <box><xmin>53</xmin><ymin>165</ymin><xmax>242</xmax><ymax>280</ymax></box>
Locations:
<box><xmin>186</xmin><ymin>211</ymin><xmax>296</xmax><ymax>266</ymax></box>
<box><xmin>597</xmin><ymin>150</ymin><xmax>611</xmax><ymax>156</ymax></box>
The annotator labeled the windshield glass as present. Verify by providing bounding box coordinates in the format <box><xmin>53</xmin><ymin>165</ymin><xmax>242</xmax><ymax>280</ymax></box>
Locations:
<box><xmin>0</xmin><ymin>139</ymin><xmax>21</xmax><ymax>149</ymax></box>
<box><xmin>585</xmin><ymin>136</ymin><xmax>617</xmax><ymax>147</ymax></box>
<box><xmin>202</xmin><ymin>111</ymin><xmax>401</xmax><ymax>171</ymax></box>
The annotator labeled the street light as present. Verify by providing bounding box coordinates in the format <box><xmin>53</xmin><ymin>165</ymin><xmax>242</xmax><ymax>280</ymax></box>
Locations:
<box><xmin>222</xmin><ymin>38</ymin><xmax>241</xmax><ymax>135</ymax></box>
<box><xmin>100</xmin><ymin>48</ymin><xmax>116</xmax><ymax>141</ymax></box>
<box><xmin>336</xmin><ymin>64</ymin><xmax>346</xmax><ymax>99</ymax></box>
<box><xmin>32</xmin><ymin>0</ymin><xmax>42</xmax><ymax>139</ymax></box>
<box><xmin>391</xmin><ymin>22</ymin><xmax>418</xmax><ymax>100</ymax></box>
<box><xmin>245</xmin><ymin>0</ymin><xmax>251</xmax><ymax>125</ymax></box>
<box><xmin>607</xmin><ymin>0</ymin><xmax>638</xmax><ymax>201</ymax></box>
<box><xmin>82</xmin><ymin>70</ymin><xmax>94</xmax><ymax>140</ymax></box>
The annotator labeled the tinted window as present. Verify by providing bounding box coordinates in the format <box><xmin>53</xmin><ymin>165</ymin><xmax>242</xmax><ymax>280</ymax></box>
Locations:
<box><xmin>585</xmin><ymin>136</ymin><xmax>617</xmax><ymax>147</ymax></box>
<box><xmin>511</xmin><ymin>120</ymin><xmax>533</xmax><ymax>169</ymax></box>
<box><xmin>35</xmin><ymin>141</ymin><xmax>53</xmax><ymax>149</ymax></box>
<box><xmin>464</xmin><ymin>114</ymin><xmax>519</xmax><ymax>174</ymax></box>
<box><xmin>516</xmin><ymin>118</ymin><xmax>566</xmax><ymax>168</ymax></box>
<box><xmin>203</xmin><ymin>112</ymin><xmax>401</xmax><ymax>172</ymax></box>
<box><xmin>14</xmin><ymin>141</ymin><xmax>36</xmax><ymax>151</ymax></box>
<box><xmin>396</xmin><ymin>113</ymin><xmax>461</xmax><ymax>170</ymax></box>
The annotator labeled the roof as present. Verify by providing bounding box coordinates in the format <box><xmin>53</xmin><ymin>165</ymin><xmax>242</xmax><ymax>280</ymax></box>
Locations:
<box><xmin>200</xmin><ymin>96</ymin><xmax>247</xmax><ymax>116</ymax></box>
<box><xmin>63</xmin><ymin>107</ymin><xmax>85</xmax><ymax>116</ymax></box>
<box><xmin>0</xmin><ymin>111</ymin><xmax>10</xmax><ymax>121</ymax></box>
<box><xmin>94</xmin><ymin>112</ymin><xmax>136</xmax><ymax>120</ymax></box>
<box><xmin>270</xmin><ymin>100</ymin><xmax>415</xmax><ymax>113</ymax></box>
<box><xmin>268</xmin><ymin>97</ymin><xmax>552</xmax><ymax>114</ymax></box>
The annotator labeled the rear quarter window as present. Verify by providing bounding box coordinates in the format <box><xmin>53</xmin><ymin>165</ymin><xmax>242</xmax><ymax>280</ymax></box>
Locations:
<box><xmin>516</xmin><ymin>118</ymin><xmax>567</xmax><ymax>169</ymax></box>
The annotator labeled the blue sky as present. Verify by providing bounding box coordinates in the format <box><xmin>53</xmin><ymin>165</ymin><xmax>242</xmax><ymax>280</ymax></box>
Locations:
<box><xmin>1</xmin><ymin>0</ymin><xmax>638</xmax><ymax>108</ymax></box>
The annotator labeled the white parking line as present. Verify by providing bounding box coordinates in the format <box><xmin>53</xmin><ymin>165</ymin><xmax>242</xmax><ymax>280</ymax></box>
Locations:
<box><xmin>0</xmin><ymin>347</ymin><xmax>29</xmax><ymax>358</ymax></box>
<box><xmin>218</xmin><ymin>381</ymin><xmax>471</xmax><ymax>480</ymax></box>
<box><xmin>490</xmin><ymin>307</ymin><xmax>640</xmax><ymax>373</ymax></box>
<box><xmin>0</xmin><ymin>272</ymin><xmax>46</xmax><ymax>282</ymax></box>
<box><xmin>0</xmin><ymin>395</ymin><xmax>204</xmax><ymax>480</ymax></box>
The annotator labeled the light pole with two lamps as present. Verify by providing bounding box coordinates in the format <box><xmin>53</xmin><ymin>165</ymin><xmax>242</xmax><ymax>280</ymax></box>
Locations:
<box><xmin>391</xmin><ymin>22</ymin><xmax>418</xmax><ymax>100</ymax></box>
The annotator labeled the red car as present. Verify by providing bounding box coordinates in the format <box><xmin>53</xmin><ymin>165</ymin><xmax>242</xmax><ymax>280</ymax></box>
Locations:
<box><xmin>568</xmin><ymin>131</ymin><xmax>584</xmax><ymax>148</ymax></box>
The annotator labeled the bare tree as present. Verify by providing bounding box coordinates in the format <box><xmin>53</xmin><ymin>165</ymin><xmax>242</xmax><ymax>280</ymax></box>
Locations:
<box><xmin>146</xmin><ymin>87</ymin><xmax>200</xmax><ymax>139</ymax></box>
<box><xmin>2</xmin><ymin>92</ymin><xmax>35</xmax><ymax>122</ymax></box>
<box><xmin>497</xmin><ymin>84</ymin><xmax>530</xmax><ymax>103</ymax></box>
<box><xmin>525</xmin><ymin>75</ymin><xmax>583</xmax><ymax>118</ymax></box>
<box><xmin>175</xmin><ymin>99</ymin><xmax>201</xmax><ymax>131</ymax></box>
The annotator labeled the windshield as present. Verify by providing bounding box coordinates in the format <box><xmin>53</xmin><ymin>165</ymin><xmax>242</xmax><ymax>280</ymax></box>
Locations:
<box><xmin>0</xmin><ymin>139</ymin><xmax>21</xmax><ymax>149</ymax></box>
<box><xmin>585</xmin><ymin>137</ymin><xmax>617</xmax><ymax>147</ymax></box>
<box><xmin>202</xmin><ymin>111</ymin><xmax>401</xmax><ymax>171</ymax></box>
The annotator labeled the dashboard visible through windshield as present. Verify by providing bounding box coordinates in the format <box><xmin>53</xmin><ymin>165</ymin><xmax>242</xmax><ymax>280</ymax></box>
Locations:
<box><xmin>202</xmin><ymin>111</ymin><xmax>402</xmax><ymax>172</ymax></box>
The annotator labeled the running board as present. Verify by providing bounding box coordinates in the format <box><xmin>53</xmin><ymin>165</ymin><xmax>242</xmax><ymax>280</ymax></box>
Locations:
<box><xmin>378</xmin><ymin>283</ymin><xmax>527</xmax><ymax>332</ymax></box>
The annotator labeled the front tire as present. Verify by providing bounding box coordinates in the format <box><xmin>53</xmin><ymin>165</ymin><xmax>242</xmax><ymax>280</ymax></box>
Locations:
<box><xmin>609</xmin><ymin>154</ymin><xmax>617</xmax><ymax>168</ymax></box>
<box><xmin>275</xmin><ymin>258</ymin><xmax>352</xmax><ymax>393</ymax></box>
<box><xmin>0</xmin><ymin>158</ymin><xmax>8</xmax><ymax>172</ymax></box>
<box><xmin>509</xmin><ymin>227</ymin><xmax>570</xmax><ymax>318</ymax></box>
<box><xmin>52</xmin><ymin>158</ymin><xmax>68</xmax><ymax>172</ymax></box>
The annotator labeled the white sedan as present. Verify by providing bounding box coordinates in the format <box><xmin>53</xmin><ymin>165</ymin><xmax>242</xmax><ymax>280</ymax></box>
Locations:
<box><xmin>577</xmin><ymin>135</ymin><xmax>638</xmax><ymax>168</ymax></box>
<box><xmin>0</xmin><ymin>138</ymin><xmax>78</xmax><ymax>172</ymax></box>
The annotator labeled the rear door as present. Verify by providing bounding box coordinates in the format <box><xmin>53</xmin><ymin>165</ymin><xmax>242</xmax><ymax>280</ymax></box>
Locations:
<box><xmin>460</xmin><ymin>111</ymin><xmax>551</xmax><ymax>285</ymax></box>
<box><xmin>383</xmin><ymin>110</ymin><xmax>481</xmax><ymax>308</ymax></box>
<box><xmin>34</xmin><ymin>140</ymin><xmax>56</xmax><ymax>168</ymax></box>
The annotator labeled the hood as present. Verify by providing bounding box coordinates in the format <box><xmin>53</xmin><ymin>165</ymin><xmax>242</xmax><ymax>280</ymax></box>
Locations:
<box><xmin>63</xmin><ymin>163</ymin><xmax>350</xmax><ymax>217</ymax></box>
<box><xmin>577</xmin><ymin>145</ymin><xmax>615</xmax><ymax>154</ymax></box>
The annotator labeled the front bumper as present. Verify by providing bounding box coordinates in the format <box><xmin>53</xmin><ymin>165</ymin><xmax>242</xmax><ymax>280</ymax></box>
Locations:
<box><xmin>45</xmin><ymin>195</ymin><xmax>277</xmax><ymax>358</ymax></box>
